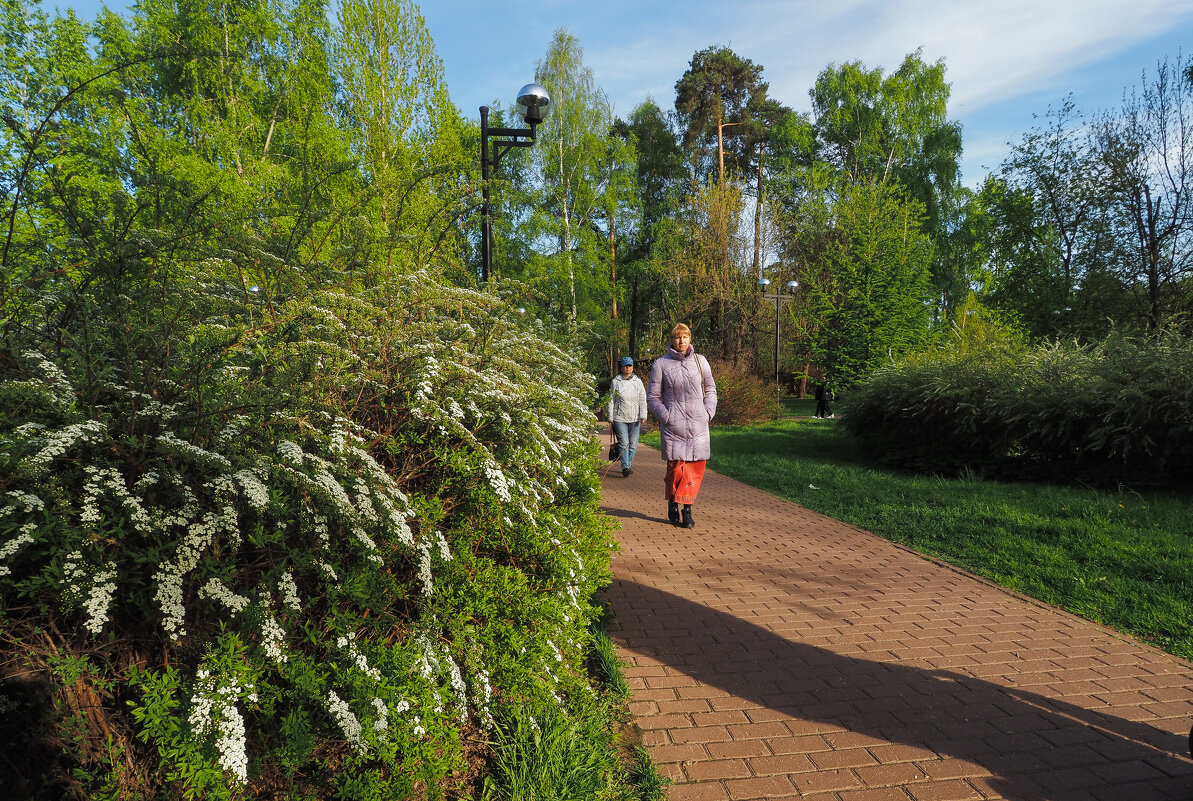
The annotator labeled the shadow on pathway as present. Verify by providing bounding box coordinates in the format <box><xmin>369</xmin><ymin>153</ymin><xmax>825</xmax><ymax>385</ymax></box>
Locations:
<box><xmin>598</xmin><ymin>432</ymin><xmax>1193</xmax><ymax>800</ymax></box>
<box><xmin>605</xmin><ymin>578</ymin><xmax>1193</xmax><ymax>800</ymax></box>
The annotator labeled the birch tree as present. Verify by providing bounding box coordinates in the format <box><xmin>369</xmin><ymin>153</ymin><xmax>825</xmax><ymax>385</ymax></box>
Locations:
<box><xmin>529</xmin><ymin>28</ymin><xmax>619</xmax><ymax>327</ymax></box>
<box><xmin>334</xmin><ymin>0</ymin><xmax>468</xmax><ymax>272</ymax></box>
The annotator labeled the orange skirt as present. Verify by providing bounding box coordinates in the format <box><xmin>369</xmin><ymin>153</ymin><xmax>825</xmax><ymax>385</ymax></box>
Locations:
<box><xmin>665</xmin><ymin>460</ymin><xmax>706</xmax><ymax>505</ymax></box>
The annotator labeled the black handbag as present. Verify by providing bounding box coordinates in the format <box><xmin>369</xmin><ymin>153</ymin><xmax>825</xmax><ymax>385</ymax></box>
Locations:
<box><xmin>608</xmin><ymin>439</ymin><xmax>622</xmax><ymax>461</ymax></box>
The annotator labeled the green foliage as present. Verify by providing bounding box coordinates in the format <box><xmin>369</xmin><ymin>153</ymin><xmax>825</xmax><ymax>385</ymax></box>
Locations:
<box><xmin>785</xmin><ymin>181</ymin><xmax>935</xmax><ymax>385</ymax></box>
<box><xmin>585</xmin><ymin>626</ymin><xmax>628</xmax><ymax>701</ymax></box>
<box><xmin>517</xmin><ymin>29</ymin><xmax>632</xmax><ymax>335</ymax></box>
<box><xmin>0</xmin><ymin>4</ymin><xmax>654</xmax><ymax>797</ymax></box>
<box><xmin>626</xmin><ymin>747</ymin><xmax>667</xmax><ymax>801</ymax></box>
<box><xmin>983</xmin><ymin>55</ymin><xmax>1193</xmax><ymax>338</ymax></box>
<box><xmin>333</xmin><ymin>0</ymin><xmax>471</xmax><ymax>273</ymax></box>
<box><xmin>621</xmin><ymin>100</ymin><xmax>685</xmax><ymax>249</ymax></box>
<box><xmin>650</xmin><ymin>181</ymin><xmax>756</xmax><ymax>359</ymax></box>
<box><xmin>0</xmin><ymin>252</ymin><xmax>614</xmax><ymax>797</ymax></box>
<box><xmin>482</xmin><ymin>697</ymin><xmax>626</xmax><ymax>801</ymax></box>
<box><xmin>842</xmin><ymin>325</ymin><xmax>1193</xmax><ymax>484</ymax></box>
<box><xmin>474</xmin><ymin>608</ymin><xmax>663</xmax><ymax>801</ymax></box>
<box><xmin>800</xmin><ymin>49</ymin><xmax>964</xmax><ymax>309</ymax></box>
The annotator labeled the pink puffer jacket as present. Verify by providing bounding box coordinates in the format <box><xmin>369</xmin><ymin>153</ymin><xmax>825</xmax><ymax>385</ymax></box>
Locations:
<box><xmin>647</xmin><ymin>347</ymin><xmax>717</xmax><ymax>461</ymax></box>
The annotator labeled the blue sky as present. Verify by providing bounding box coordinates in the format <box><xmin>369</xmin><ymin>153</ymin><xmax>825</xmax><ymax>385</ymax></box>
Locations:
<box><xmin>52</xmin><ymin>0</ymin><xmax>1193</xmax><ymax>187</ymax></box>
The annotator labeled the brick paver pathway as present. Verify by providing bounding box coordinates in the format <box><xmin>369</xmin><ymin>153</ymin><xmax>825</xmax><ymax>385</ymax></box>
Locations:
<box><xmin>598</xmin><ymin>432</ymin><xmax>1193</xmax><ymax>800</ymax></box>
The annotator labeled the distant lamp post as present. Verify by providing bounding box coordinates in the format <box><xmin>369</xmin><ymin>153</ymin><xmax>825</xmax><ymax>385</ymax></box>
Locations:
<box><xmin>760</xmin><ymin>277</ymin><xmax>799</xmax><ymax>403</ymax></box>
<box><xmin>480</xmin><ymin>83</ymin><xmax>551</xmax><ymax>281</ymax></box>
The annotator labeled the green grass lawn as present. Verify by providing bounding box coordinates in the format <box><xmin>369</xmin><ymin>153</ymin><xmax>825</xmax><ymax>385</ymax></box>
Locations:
<box><xmin>780</xmin><ymin>396</ymin><xmax>818</xmax><ymax>417</ymax></box>
<box><xmin>643</xmin><ymin>417</ymin><xmax>1193</xmax><ymax>660</ymax></box>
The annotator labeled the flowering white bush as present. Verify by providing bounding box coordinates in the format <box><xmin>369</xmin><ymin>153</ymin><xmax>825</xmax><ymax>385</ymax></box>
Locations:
<box><xmin>0</xmin><ymin>270</ymin><xmax>613</xmax><ymax>799</ymax></box>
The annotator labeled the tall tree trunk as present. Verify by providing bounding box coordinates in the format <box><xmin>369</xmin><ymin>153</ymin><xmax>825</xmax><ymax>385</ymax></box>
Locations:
<box><xmin>753</xmin><ymin>139</ymin><xmax>765</xmax><ymax>279</ymax></box>
<box><xmin>610</xmin><ymin>205</ymin><xmax>618</xmax><ymax>366</ymax></box>
<box><xmin>716</xmin><ymin>107</ymin><xmax>725</xmax><ymax>186</ymax></box>
<box><xmin>560</xmin><ymin>141</ymin><xmax>577</xmax><ymax>326</ymax></box>
<box><xmin>630</xmin><ymin>278</ymin><xmax>640</xmax><ymax>358</ymax></box>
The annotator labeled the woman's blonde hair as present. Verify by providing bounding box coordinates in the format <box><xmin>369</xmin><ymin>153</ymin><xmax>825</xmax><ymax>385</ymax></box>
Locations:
<box><xmin>670</xmin><ymin>323</ymin><xmax>692</xmax><ymax>338</ymax></box>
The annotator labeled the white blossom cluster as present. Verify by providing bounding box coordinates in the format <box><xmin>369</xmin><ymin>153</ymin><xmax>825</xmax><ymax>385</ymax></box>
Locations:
<box><xmin>0</xmin><ymin>523</ymin><xmax>37</xmax><ymax>577</ymax></box>
<box><xmin>188</xmin><ymin>668</ymin><xmax>255</xmax><ymax>784</ymax></box>
<box><xmin>406</xmin><ymin>700</ymin><xmax>426</xmax><ymax>737</ymax></box>
<box><xmin>23</xmin><ymin>420</ymin><xmax>106</xmax><ymax>473</ymax></box>
<box><xmin>352</xmin><ymin>477</ymin><xmax>378</xmax><ymax>523</ymax></box>
<box><xmin>82</xmin><ymin>562</ymin><xmax>118</xmax><ymax>635</ymax></box>
<box><xmin>336</xmin><ymin>632</ymin><xmax>382</xmax><ymax>683</ymax></box>
<box><xmin>132</xmin><ymin>470</ymin><xmax>160</xmax><ymax>494</ymax></box>
<box><xmin>445</xmin><ymin>653</ymin><xmax>468</xmax><ymax>723</ymax></box>
<box><xmin>371</xmin><ymin>697</ymin><xmax>389</xmax><ymax>737</ymax></box>
<box><xmin>232</xmin><ymin>469</ymin><xmax>270</xmax><ymax>509</ymax></box>
<box><xmin>5</xmin><ymin>490</ymin><xmax>45</xmax><ymax>514</ymax></box>
<box><xmin>62</xmin><ymin>550</ymin><xmax>88</xmax><ymax>596</ymax></box>
<box><xmin>434</xmin><ymin>531</ymin><xmax>452</xmax><ymax>562</ymax></box>
<box><xmin>19</xmin><ymin>349</ymin><xmax>75</xmax><ymax>407</ymax></box>
<box><xmin>216</xmin><ymin>415</ymin><xmax>250</xmax><ymax>445</ymax></box>
<box><xmin>416</xmin><ymin>540</ymin><xmax>433</xmax><ymax>597</ymax></box>
<box><xmin>1</xmin><ymin>279</ymin><xmax>613</xmax><ymax>795</ymax></box>
<box><xmin>79</xmin><ymin>466</ymin><xmax>152</xmax><ymax>535</ymax></box>
<box><xmin>260</xmin><ymin>614</ymin><xmax>287</xmax><ymax>663</ymax></box>
<box><xmin>471</xmin><ymin>665</ymin><xmax>495</xmax><ymax>730</ymax></box>
<box><xmin>413</xmin><ymin>633</ymin><xmax>447</xmax><ymax>715</ymax></box>
<box><xmin>61</xmin><ymin>549</ymin><xmax>120</xmax><ymax>635</ymax></box>
<box><xmin>277</xmin><ymin>440</ymin><xmax>305</xmax><ymax>465</ymax></box>
<box><xmin>156</xmin><ymin>431</ymin><xmax>233</xmax><ymax>470</ymax></box>
<box><xmin>274</xmin><ymin>435</ymin><xmax>413</xmax><ymax>570</ymax></box>
<box><xmin>154</xmin><ymin>507</ymin><xmax>231</xmax><ymax>639</ymax></box>
<box><xmin>482</xmin><ymin>461</ymin><xmax>512</xmax><ymax>503</ymax></box>
<box><xmin>326</xmin><ymin>690</ymin><xmax>366</xmax><ymax>754</ymax></box>
<box><xmin>199</xmin><ymin>578</ymin><xmax>251</xmax><ymax>614</ymax></box>
<box><xmin>118</xmin><ymin>385</ymin><xmax>181</xmax><ymax>422</ymax></box>
<box><xmin>277</xmin><ymin>572</ymin><xmax>301</xmax><ymax>612</ymax></box>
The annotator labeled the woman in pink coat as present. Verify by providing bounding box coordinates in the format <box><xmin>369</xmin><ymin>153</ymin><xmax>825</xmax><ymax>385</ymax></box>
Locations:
<box><xmin>647</xmin><ymin>323</ymin><xmax>717</xmax><ymax>528</ymax></box>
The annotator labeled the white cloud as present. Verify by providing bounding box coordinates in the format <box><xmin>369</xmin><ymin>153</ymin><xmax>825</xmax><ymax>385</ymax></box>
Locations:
<box><xmin>572</xmin><ymin>0</ymin><xmax>1192</xmax><ymax>114</ymax></box>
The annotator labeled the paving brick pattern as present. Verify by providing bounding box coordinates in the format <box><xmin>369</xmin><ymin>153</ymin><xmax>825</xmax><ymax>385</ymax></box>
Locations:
<box><xmin>598</xmin><ymin>433</ymin><xmax>1193</xmax><ymax>800</ymax></box>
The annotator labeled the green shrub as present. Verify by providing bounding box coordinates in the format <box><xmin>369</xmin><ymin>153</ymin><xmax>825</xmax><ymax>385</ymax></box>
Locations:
<box><xmin>843</xmin><ymin>325</ymin><xmax>1193</xmax><ymax>484</ymax></box>
<box><xmin>0</xmin><ymin>264</ymin><xmax>615</xmax><ymax>799</ymax></box>
<box><xmin>841</xmin><ymin>319</ymin><xmax>1025</xmax><ymax>468</ymax></box>
<box><xmin>707</xmin><ymin>359</ymin><xmax>779</xmax><ymax>426</ymax></box>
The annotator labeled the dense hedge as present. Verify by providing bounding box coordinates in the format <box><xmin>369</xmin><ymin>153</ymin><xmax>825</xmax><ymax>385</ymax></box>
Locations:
<box><xmin>0</xmin><ymin>264</ymin><xmax>617</xmax><ymax>799</ymax></box>
<box><xmin>842</xmin><ymin>329</ymin><xmax>1193</xmax><ymax>485</ymax></box>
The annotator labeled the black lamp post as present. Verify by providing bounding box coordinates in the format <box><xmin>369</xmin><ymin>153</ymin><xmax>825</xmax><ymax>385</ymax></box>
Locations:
<box><xmin>760</xmin><ymin>277</ymin><xmax>798</xmax><ymax>402</ymax></box>
<box><xmin>480</xmin><ymin>83</ymin><xmax>551</xmax><ymax>281</ymax></box>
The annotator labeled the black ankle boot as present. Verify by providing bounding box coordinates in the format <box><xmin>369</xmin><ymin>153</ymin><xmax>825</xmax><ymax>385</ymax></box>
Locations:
<box><xmin>682</xmin><ymin>505</ymin><xmax>695</xmax><ymax>529</ymax></box>
<box><xmin>667</xmin><ymin>501</ymin><xmax>680</xmax><ymax>526</ymax></box>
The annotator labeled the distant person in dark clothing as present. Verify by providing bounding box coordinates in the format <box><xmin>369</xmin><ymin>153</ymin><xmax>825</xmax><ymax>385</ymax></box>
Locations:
<box><xmin>814</xmin><ymin>381</ymin><xmax>835</xmax><ymax>418</ymax></box>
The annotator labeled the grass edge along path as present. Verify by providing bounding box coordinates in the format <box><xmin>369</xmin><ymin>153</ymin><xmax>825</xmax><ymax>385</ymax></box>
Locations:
<box><xmin>643</xmin><ymin>417</ymin><xmax>1193</xmax><ymax>661</ymax></box>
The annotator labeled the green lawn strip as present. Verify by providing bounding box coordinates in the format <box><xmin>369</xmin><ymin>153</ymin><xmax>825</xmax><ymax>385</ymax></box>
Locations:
<box><xmin>779</xmin><ymin>396</ymin><xmax>818</xmax><ymax>417</ymax></box>
<box><xmin>643</xmin><ymin>419</ymin><xmax>1193</xmax><ymax>660</ymax></box>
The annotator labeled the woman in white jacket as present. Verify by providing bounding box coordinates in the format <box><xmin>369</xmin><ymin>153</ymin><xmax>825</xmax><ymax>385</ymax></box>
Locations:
<box><xmin>606</xmin><ymin>356</ymin><xmax>648</xmax><ymax>477</ymax></box>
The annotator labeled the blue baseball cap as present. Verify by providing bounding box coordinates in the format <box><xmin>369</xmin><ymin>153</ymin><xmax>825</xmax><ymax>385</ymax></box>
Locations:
<box><xmin>619</xmin><ymin>356</ymin><xmax>635</xmax><ymax>367</ymax></box>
